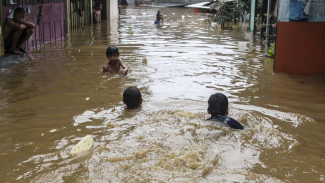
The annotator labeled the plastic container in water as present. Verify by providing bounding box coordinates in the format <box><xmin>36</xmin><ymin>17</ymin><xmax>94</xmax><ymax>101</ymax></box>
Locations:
<box><xmin>238</xmin><ymin>41</ymin><xmax>247</xmax><ymax>47</ymax></box>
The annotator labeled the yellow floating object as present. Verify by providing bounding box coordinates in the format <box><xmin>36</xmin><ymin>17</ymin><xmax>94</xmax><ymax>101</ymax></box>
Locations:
<box><xmin>70</xmin><ymin>135</ymin><xmax>94</xmax><ymax>154</ymax></box>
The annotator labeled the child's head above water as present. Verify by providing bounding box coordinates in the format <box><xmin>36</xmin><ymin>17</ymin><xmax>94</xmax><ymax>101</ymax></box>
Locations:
<box><xmin>106</xmin><ymin>46</ymin><xmax>119</xmax><ymax>62</ymax></box>
<box><xmin>208</xmin><ymin>93</ymin><xmax>228</xmax><ymax>116</ymax></box>
<box><xmin>106</xmin><ymin>46</ymin><xmax>119</xmax><ymax>56</ymax></box>
<box><xmin>123</xmin><ymin>87</ymin><xmax>143</xmax><ymax>109</ymax></box>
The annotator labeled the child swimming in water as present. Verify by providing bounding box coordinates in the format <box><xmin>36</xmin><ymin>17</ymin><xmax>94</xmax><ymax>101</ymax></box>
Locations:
<box><xmin>123</xmin><ymin>87</ymin><xmax>143</xmax><ymax>109</ymax></box>
<box><xmin>207</xmin><ymin>93</ymin><xmax>244</xmax><ymax>130</ymax></box>
<box><xmin>154</xmin><ymin>11</ymin><xmax>164</xmax><ymax>24</ymax></box>
<box><xmin>103</xmin><ymin>46</ymin><xmax>128</xmax><ymax>75</ymax></box>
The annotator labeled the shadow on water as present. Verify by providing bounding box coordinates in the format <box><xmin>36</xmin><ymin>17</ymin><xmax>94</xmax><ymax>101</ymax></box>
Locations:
<box><xmin>0</xmin><ymin>5</ymin><xmax>325</xmax><ymax>182</ymax></box>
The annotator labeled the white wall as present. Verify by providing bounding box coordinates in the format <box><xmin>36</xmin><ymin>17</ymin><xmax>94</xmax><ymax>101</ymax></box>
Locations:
<box><xmin>107</xmin><ymin>0</ymin><xmax>119</xmax><ymax>19</ymax></box>
<box><xmin>127</xmin><ymin>0</ymin><xmax>135</xmax><ymax>5</ymax></box>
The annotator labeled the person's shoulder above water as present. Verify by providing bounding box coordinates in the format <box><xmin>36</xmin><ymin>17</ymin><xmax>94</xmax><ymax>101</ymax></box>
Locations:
<box><xmin>207</xmin><ymin>115</ymin><xmax>244</xmax><ymax>130</ymax></box>
<box><xmin>206</xmin><ymin>93</ymin><xmax>244</xmax><ymax>130</ymax></box>
<box><xmin>103</xmin><ymin>46</ymin><xmax>128</xmax><ymax>75</ymax></box>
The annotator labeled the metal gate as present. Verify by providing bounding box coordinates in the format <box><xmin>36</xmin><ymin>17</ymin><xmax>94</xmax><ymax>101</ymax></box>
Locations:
<box><xmin>69</xmin><ymin>0</ymin><xmax>92</xmax><ymax>46</ymax></box>
<box><xmin>70</xmin><ymin>0</ymin><xmax>91</xmax><ymax>29</ymax></box>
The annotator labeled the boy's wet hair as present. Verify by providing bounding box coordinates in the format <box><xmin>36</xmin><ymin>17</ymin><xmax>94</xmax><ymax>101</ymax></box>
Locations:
<box><xmin>123</xmin><ymin>87</ymin><xmax>142</xmax><ymax>109</ymax></box>
<box><xmin>14</xmin><ymin>7</ymin><xmax>25</xmax><ymax>15</ymax></box>
<box><xmin>106</xmin><ymin>46</ymin><xmax>119</xmax><ymax>55</ymax></box>
<box><xmin>208</xmin><ymin>93</ymin><xmax>228</xmax><ymax>116</ymax></box>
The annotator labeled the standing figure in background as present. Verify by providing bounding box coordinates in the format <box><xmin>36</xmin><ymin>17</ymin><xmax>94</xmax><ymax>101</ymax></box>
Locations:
<box><xmin>154</xmin><ymin>11</ymin><xmax>164</xmax><ymax>24</ymax></box>
<box><xmin>93</xmin><ymin>3</ymin><xmax>102</xmax><ymax>24</ymax></box>
<box><xmin>3</xmin><ymin>7</ymin><xmax>35</xmax><ymax>55</ymax></box>
<box><xmin>92</xmin><ymin>1</ymin><xmax>96</xmax><ymax>11</ymax></box>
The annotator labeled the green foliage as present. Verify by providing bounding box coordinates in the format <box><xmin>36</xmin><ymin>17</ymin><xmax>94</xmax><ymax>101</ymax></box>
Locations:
<box><xmin>266</xmin><ymin>43</ymin><xmax>275</xmax><ymax>58</ymax></box>
<box><xmin>255</xmin><ymin>12</ymin><xmax>277</xmax><ymax>29</ymax></box>
<box><xmin>213</xmin><ymin>1</ymin><xmax>246</xmax><ymax>28</ymax></box>
<box><xmin>239</xmin><ymin>0</ymin><xmax>250</xmax><ymax>14</ymax></box>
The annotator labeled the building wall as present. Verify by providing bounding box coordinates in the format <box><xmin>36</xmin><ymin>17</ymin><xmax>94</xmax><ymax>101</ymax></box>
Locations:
<box><xmin>274</xmin><ymin>22</ymin><xmax>325</xmax><ymax>75</ymax></box>
<box><xmin>108</xmin><ymin>0</ymin><xmax>118</xmax><ymax>19</ymax></box>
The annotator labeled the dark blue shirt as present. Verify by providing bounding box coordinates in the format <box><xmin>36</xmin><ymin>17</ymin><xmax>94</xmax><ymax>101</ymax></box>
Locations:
<box><xmin>207</xmin><ymin>115</ymin><xmax>244</xmax><ymax>130</ymax></box>
<box><xmin>154</xmin><ymin>19</ymin><xmax>160</xmax><ymax>24</ymax></box>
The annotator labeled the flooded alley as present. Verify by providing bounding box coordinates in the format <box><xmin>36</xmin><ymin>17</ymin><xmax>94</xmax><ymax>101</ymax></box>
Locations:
<box><xmin>0</xmin><ymin>6</ymin><xmax>325</xmax><ymax>182</ymax></box>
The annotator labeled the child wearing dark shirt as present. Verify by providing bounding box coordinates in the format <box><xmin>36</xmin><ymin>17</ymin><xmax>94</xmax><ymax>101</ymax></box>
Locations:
<box><xmin>206</xmin><ymin>93</ymin><xmax>244</xmax><ymax>130</ymax></box>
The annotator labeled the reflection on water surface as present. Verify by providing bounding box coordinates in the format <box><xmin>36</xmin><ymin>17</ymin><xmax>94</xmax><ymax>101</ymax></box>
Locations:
<box><xmin>0</xmin><ymin>6</ymin><xmax>325</xmax><ymax>183</ymax></box>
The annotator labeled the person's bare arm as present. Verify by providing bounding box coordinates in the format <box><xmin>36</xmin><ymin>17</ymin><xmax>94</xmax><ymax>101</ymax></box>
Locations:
<box><xmin>93</xmin><ymin>11</ymin><xmax>98</xmax><ymax>23</ymax></box>
<box><xmin>20</xmin><ymin>20</ymin><xmax>36</xmax><ymax>28</ymax></box>
<box><xmin>98</xmin><ymin>11</ymin><xmax>102</xmax><ymax>23</ymax></box>
<box><xmin>6</xmin><ymin>19</ymin><xmax>26</xmax><ymax>30</ymax></box>
<box><xmin>118</xmin><ymin>58</ymin><xmax>128</xmax><ymax>75</ymax></box>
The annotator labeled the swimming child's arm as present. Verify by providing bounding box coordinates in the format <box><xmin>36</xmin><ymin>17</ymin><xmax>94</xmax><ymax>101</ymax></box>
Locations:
<box><xmin>118</xmin><ymin>58</ymin><xmax>128</xmax><ymax>75</ymax></box>
<box><xmin>223</xmin><ymin>116</ymin><xmax>244</xmax><ymax>130</ymax></box>
<box><xmin>207</xmin><ymin>115</ymin><xmax>244</xmax><ymax>130</ymax></box>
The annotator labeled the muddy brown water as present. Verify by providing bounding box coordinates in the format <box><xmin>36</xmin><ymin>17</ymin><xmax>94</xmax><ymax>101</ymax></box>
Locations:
<box><xmin>1</xmin><ymin>6</ymin><xmax>325</xmax><ymax>182</ymax></box>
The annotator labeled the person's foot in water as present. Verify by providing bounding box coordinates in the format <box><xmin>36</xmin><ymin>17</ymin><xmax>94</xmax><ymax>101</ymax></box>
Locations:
<box><xmin>9</xmin><ymin>48</ymin><xmax>22</xmax><ymax>55</ymax></box>
<box><xmin>18</xmin><ymin>47</ymin><xmax>29</xmax><ymax>54</ymax></box>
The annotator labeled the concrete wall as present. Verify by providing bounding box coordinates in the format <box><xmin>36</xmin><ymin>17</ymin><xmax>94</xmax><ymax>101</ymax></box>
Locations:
<box><xmin>107</xmin><ymin>0</ymin><xmax>118</xmax><ymax>19</ymax></box>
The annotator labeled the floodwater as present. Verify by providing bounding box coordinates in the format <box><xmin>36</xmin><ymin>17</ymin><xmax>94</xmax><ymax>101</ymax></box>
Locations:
<box><xmin>1</xmin><ymin>6</ymin><xmax>325</xmax><ymax>183</ymax></box>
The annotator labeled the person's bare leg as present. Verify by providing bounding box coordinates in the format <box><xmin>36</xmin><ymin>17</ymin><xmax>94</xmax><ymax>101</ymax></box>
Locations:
<box><xmin>10</xmin><ymin>29</ymin><xmax>23</xmax><ymax>54</ymax></box>
<box><xmin>17</xmin><ymin>28</ymin><xmax>34</xmax><ymax>53</ymax></box>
